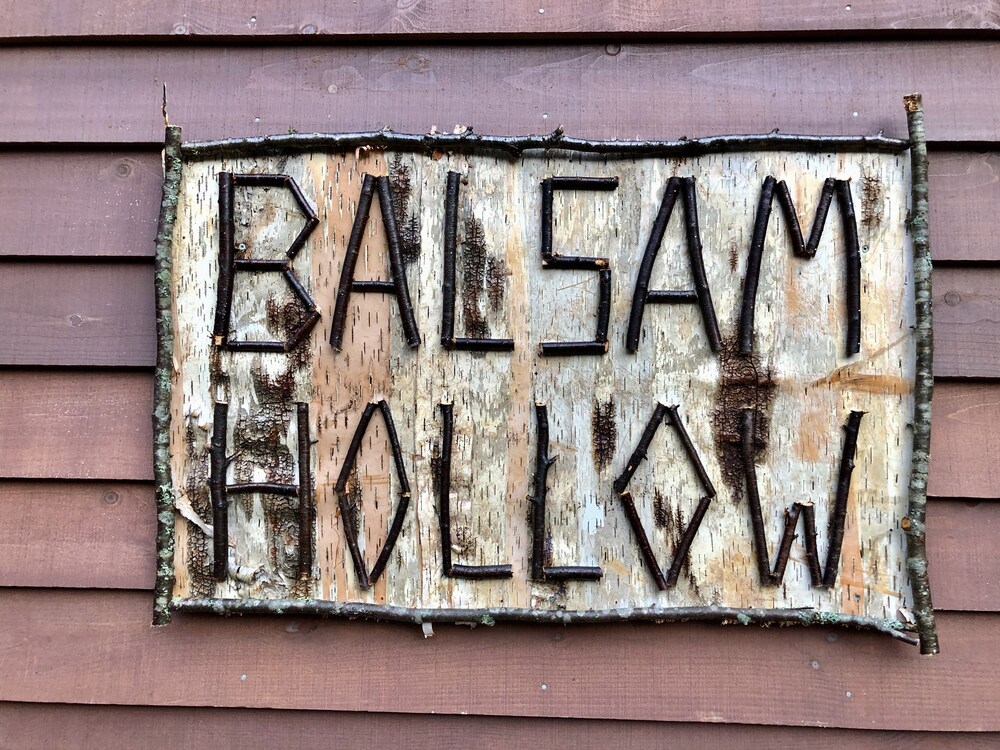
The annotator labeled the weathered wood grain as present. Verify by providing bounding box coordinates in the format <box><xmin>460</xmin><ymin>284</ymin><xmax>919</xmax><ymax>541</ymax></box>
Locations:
<box><xmin>0</xmin><ymin>588</ymin><xmax>996</xmax><ymax>730</ymax></box>
<box><xmin>926</xmin><ymin>500</ymin><xmax>1000</xmax><ymax>611</ymax></box>
<box><xmin>3</xmin><ymin>0</ymin><xmax>998</xmax><ymax>40</ymax></box>
<box><xmin>0</xmin><ymin>374</ymin><xmax>993</xmax><ymax>495</ymax></box>
<box><xmin>0</xmin><ymin>482</ymin><xmax>155</xmax><ymax>589</ymax></box>
<box><xmin>0</xmin><ymin>372</ymin><xmax>152</xmax><ymax>481</ymax></box>
<box><xmin>2</xmin><ymin>702</ymin><xmax>997</xmax><ymax>750</ymax></box>
<box><xmin>3</xmin><ymin>43</ymin><xmax>1000</xmax><ymax>143</ymax></box>
<box><xmin>929</xmin><ymin>152</ymin><xmax>1000</xmax><ymax>262</ymax></box>
<box><xmin>0</xmin><ymin>151</ymin><xmax>162</xmax><ymax>258</ymax></box>
<box><xmin>0</xmin><ymin>262</ymin><xmax>155</xmax><ymax>366</ymax></box>
<box><xmin>2</xmin><ymin>151</ymin><xmax>998</xmax><ymax>262</ymax></box>
<box><xmin>934</xmin><ymin>267</ymin><xmax>1000</xmax><ymax>379</ymax></box>
<box><xmin>0</xmin><ymin>482</ymin><xmax>990</xmax><ymax>611</ymax></box>
<box><xmin>928</xmin><ymin>383</ymin><xmax>1000</xmax><ymax>497</ymax></box>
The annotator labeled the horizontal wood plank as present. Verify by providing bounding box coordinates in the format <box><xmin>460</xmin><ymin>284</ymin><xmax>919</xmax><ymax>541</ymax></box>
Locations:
<box><xmin>926</xmin><ymin>500</ymin><xmax>1000</xmax><ymax>611</ymax></box>
<box><xmin>927</xmin><ymin>382</ymin><xmax>1000</xmax><ymax>497</ymax></box>
<box><xmin>0</xmin><ymin>589</ymin><xmax>995</xmax><ymax>730</ymax></box>
<box><xmin>0</xmin><ymin>481</ymin><xmax>990</xmax><ymax>613</ymax></box>
<box><xmin>0</xmin><ymin>372</ymin><xmax>152</xmax><ymax>481</ymax></box>
<box><xmin>0</xmin><ymin>482</ymin><xmax>154</xmax><ymax>589</ymax></box>
<box><xmin>0</xmin><ymin>151</ymin><xmax>163</xmax><ymax>258</ymax></box>
<box><xmin>2</xmin><ymin>150</ymin><xmax>996</xmax><ymax>261</ymax></box>
<box><xmin>3</xmin><ymin>0</ymin><xmax>998</xmax><ymax>40</ymax></box>
<box><xmin>929</xmin><ymin>152</ymin><xmax>1000</xmax><ymax>262</ymax></box>
<box><xmin>0</xmin><ymin>373</ymin><xmax>994</xmax><ymax>495</ymax></box>
<box><xmin>0</xmin><ymin>262</ymin><xmax>155</xmax><ymax>366</ymax></box>
<box><xmin>934</xmin><ymin>267</ymin><xmax>1000</xmax><ymax>378</ymax></box>
<box><xmin>2</xmin><ymin>702</ymin><xmax>997</xmax><ymax>750</ymax></box>
<box><xmin>2</xmin><ymin>43</ymin><xmax>1000</xmax><ymax>144</ymax></box>
<box><xmin>0</xmin><ymin>263</ymin><xmax>994</xmax><ymax>373</ymax></box>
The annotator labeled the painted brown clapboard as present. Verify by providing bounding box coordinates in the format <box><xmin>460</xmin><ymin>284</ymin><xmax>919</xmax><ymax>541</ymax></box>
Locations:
<box><xmin>156</xmin><ymin>115</ymin><xmax>935</xmax><ymax>650</ymax></box>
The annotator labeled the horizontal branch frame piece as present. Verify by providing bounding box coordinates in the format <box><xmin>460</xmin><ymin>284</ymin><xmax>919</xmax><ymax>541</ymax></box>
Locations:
<box><xmin>182</xmin><ymin>129</ymin><xmax>909</xmax><ymax>161</ymax></box>
<box><xmin>170</xmin><ymin>598</ymin><xmax>917</xmax><ymax>645</ymax></box>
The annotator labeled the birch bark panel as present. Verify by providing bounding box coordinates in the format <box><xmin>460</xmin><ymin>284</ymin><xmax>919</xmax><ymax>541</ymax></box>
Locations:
<box><xmin>170</xmin><ymin>148</ymin><xmax>914</xmax><ymax>621</ymax></box>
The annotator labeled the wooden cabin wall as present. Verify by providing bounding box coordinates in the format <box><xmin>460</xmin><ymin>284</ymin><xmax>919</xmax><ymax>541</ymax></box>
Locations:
<box><xmin>2</xmin><ymin>2</ymin><xmax>1000</xmax><ymax>745</ymax></box>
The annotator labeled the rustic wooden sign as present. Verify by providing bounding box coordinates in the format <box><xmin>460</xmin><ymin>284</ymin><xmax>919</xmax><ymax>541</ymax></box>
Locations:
<box><xmin>154</xmin><ymin>97</ymin><xmax>937</xmax><ymax>652</ymax></box>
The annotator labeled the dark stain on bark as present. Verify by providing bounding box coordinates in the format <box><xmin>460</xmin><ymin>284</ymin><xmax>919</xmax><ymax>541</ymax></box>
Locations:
<box><xmin>265</xmin><ymin>297</ymin><xmax>313</xmax><ymax>367</ymax></box>
<box><xmin>860</xmin><ymin>171</ymin><xmax>884</xmax><ymax>230</ymax></box>
<box><xmin>461</xmin><ymin>217</ymin><xmax>490</xmax><ymax>339</ymax></box>
<box><xmin>485</xmin><ymin>254</ymin><xmax>508</xmax><ymax>314</ymax></box>
<box><xmin>591</xmin><ymin>398</ymin><xmax>617</xmax><ymax>472</ymax></box>
<box><xmin>388</xmin><ymin>155</ymin><xmax>421</xmax><ymax>264</ymax></box>
<box><xmin>711</xmin><ymin>335</ymin><xmax>778</xmax><ymax>499</ymax></box>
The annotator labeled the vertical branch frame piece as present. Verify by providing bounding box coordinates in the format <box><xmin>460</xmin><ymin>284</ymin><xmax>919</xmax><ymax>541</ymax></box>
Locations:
<box><xmin>153</xmin><ymin>125</ymin><xmax>182</xmax><ymax>626</ymax></box>
<box><xmin>903</xmin><ymin>93</ymin><xmax>940</xmax><ymax>655</ymax></box>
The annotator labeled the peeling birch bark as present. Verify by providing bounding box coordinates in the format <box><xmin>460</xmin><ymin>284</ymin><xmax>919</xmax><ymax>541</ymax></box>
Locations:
<box><xmin>160</xmin><ymin>131</ymin><xmax>928</xmax><ymax>644</ymax></box>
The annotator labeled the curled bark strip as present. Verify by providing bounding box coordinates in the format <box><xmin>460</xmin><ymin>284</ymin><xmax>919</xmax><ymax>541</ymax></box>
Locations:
<box><xmin>619</xmin><ymin>491</ymin><xmax>669</xmax><ymax>591</ymax></box>
<box><xmin>800</xmin><ymin>502</ymin><xmax>823</xmax><ymax>586</ymax></box>
<box><xmin>665</xmin><ymin>495</ymin><xmax>712</xmax><ymax>588</ymax></box>
<box><xmin>330</xmin><ymin>175</ymin><xmax>377</xmax><ymax>350</ymax></box>
<box><xmin>542</xmin><ymin>566</ymin><xmax>603</xmax><ymax>580</ymax></box>
<box><xmin>296</xmin><ymin>402</ymin><xmax>313</xmax><ymax>580</ymax></box>
<box><xmin>376</xmin><ymin>176</ymin><xmax>421</xmax><ymax>348</ymax></box>
<box><xmin>209</xmin><ymin>401</ymin><xmax>229</xmax><ymax>582</ymax></box>
<box><xmin>226</xmin><ymin>482</ymin><xmax>298</xmax><ymax>496</ymax></box>
<box><xmin>740</xmin><ymin>410</ymin><xmax>774</xmax><ymax>585</ymax></box>
<box><xmin>333</xmin><ymin>401</ymin><xmax>413</xmax><ymax>589</ymax></box>
<box><xmin>613</xmin><ymin>403</ymin><xmax>668</xmax><ymax>494</ymax></box>
<box><xmin>804</xmin><ymin>178</ymin><xmax>836</xmax><ymax>258</ymax></box>
<box><xmin>529</xmin><ymin>403</ymin><xmax>555</xmax><ymax>581</ymax></box>
<box><xmin>625</xmin><ymin>177</ymin><xmax>682</xmax><ymax>353</ymax></box>
<box><xmin>681</xmin><ymin>177</ymin><xmax>722</xmax><ymax>352</ymax></box>
<box><xmin>539</xmin><ymin>176</ymin><xmax>616</xmax><ymax>356</ymax></box>
<box><xmin>664</xmin><ymin>405</ymin><xmax>716</xmax><ymax>498</ymax></box>
<box><xmin>903</xmin><ymin>91</ymin><xmax>939</xmax><ymax>655</ymax></box>
<box><xmin>437</xmin><ymin>404</ymin><xmax>513</xmax><ymax>579</ymax></box>
<box><xmin>837</xmin><ymin>179</ymin><xmax>863</xmax><ymax>357</ymax></box>
<box><xmin>771</xmin><ymin>503</ymin><xmax>802</xmax><ymax>584</ymax></box>
<box><xmin>774</xmin><ymin>179</ymin><xmax>806</xmax><ymax>258</ymax></box>
<box><xmin>738</xmin><ymin>176</ymin><xmax>776</xmax><ymax>354</ymax></box>
<box><xmin>530</xmin><ymin>403</ymin><xmax>603</xmax><ymax>582</ymax></box>
<box><xmin>441</xmin><ymin>171</ymin><xmax>459</xmax><ymax>346</ymax></box>
<box><xmin>441</xmin><ymin>170</ymin><xmax>516</xmax><ymax>352</ymax></box>
<box><xmin>213</xmin><ymin>171</ymin><xmax>235</xmax><ymax>343</ymax></box>
<box><xmin>822</xmin><ymin>410</ymin><xmax>865</xmax><ymax>588</ymax></box>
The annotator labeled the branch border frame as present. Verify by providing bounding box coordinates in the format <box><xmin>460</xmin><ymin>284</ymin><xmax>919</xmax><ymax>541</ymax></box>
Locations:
<box><xmin>153</xmin><ymin>106</ymin><xmax>937</xmax><ymax>653</ymax></box>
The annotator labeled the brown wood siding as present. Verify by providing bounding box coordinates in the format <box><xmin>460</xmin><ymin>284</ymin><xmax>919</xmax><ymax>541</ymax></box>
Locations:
<box><xmin>2</xmin><ymin>483</ymin><xmax>994</xmax><ymax>613</ymax></box>
<box><xmin>4</xmin><ymin>374</ymin><xmax>996</xmax><ymax>496</ymax></box>
<box><xmin>2</xmin><ymin>263</ymin><xmax>996</xmax><ymax>374</ymax></box>
<box><xmin>2</xmin><ymin>590</ymin><xmax>999</xmax><ymax>730</ymax></box>
<box><xmin>1</xmin><ymin>11</ymin><xmax>999</xmax><ymax>745</ymax></box>
<box><xmin>3</xmin><ymin>703</ymin><xmax>999</xmax><ymax>750</ymax></box>
<box><xmin>5</xmin><ymin>151</ymin><xmax>996</xmax><ymax>262</ymax></box>
<box><xmin>3</xmin><ymin>0</ymin><xmax>998</xmax><ymax>39</ymax></box>
<box><xmin>3</xmin><ymin>44</ymin><xmax>1000</xmax><ymax>144</ymax></box>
